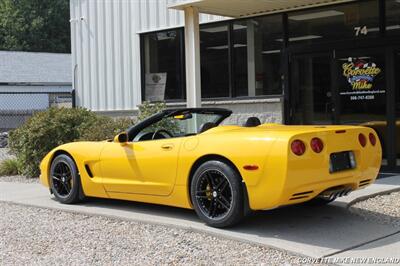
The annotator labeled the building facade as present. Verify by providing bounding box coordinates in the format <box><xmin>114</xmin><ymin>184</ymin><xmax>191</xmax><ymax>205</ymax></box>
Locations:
<box><xmin>70</xmin><ymin>0</ymin><xmax>400</xmax><ymax>170</ymax></box>
<box><xmin>0</xmin><ymin>51</ymin><xmax>72</xmax><ymax>130</ymax></box>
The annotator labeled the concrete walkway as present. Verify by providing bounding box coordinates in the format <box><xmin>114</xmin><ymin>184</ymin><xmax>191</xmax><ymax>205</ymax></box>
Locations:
<box><xmin>1</xmin><ymin>176</ymin><xmax>399</xmax><ymax>261</ymax></box>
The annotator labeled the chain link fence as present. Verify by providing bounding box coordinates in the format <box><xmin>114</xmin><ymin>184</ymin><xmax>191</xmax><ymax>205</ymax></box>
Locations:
<box><xmin>0</xmin><ymin>91</ymin><xmax>73</xmax><ymax>148</ymax></box>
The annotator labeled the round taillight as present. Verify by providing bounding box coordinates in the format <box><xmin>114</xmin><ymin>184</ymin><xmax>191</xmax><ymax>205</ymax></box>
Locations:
<box><xmin>359</xmin><ymin>133</ymin><xmax>367</xmax><ymax>147</ymax></box>
<box><xmin>291</xmin><ymin>140</ymin><xmax>306</xmax><ymax>156</ymax></box>
<box><xmin>369</xmin><ymin>133</ymin><xmax>376</xmax><ymax>146</ymax></box>
<box><xmin>310</xmin><ymin>138</ymin><xmax>324</xmax><ymax>153</ymax></box>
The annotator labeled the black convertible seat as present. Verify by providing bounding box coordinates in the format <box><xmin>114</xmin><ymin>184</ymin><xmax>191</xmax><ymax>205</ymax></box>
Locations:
<box><xmin>244</xmin><ymin>117</ymin><xmax>261</xmax><ymax>127</ymax></box>
<box><xmin>199</xmin><ymin>122</ymin><xmax>217</xmax><ymax>133</ymax></box>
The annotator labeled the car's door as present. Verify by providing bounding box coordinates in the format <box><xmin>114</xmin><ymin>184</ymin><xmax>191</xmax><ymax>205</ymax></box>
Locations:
<box><xmin>99</xmin><ymin>137</ymin><xmax>182</xmax><ymax>196</ymax></box>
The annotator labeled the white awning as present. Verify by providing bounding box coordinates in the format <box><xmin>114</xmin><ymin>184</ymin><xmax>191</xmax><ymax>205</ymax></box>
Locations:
<box><xmin>169</xmin><ymin>0</ymin><xmax>355</xmax><ymax>18</ymax></box>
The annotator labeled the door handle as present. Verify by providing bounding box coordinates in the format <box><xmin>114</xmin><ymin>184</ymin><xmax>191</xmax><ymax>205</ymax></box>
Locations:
<box><xmin>161</xmin><ymin>144</ymin><xmax>174</xmax><ymax>150</ymax></box>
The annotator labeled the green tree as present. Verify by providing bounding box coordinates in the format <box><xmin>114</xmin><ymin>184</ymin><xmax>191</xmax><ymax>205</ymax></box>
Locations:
<box><xmin>0</xmin><ymin>0</ymin><xmax>70</xmax><ymax>53</ymax></box>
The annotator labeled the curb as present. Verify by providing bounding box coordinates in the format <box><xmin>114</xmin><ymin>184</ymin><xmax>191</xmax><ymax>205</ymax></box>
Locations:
<box><xmin>346</xmin><ymin>187</ymin><xmax>400</xmax><ymax>208</ymax></box>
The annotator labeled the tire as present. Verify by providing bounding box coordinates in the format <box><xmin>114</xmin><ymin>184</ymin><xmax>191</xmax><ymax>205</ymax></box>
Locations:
<box><xmin>49</xmin><ymin>154</ymin><xmax>83</xmax><ymax>204</ymax></box>
<box><xmin>190</xmin><ymin>160</ymin><xmax>244</xmax><ymax>228</ymax></box>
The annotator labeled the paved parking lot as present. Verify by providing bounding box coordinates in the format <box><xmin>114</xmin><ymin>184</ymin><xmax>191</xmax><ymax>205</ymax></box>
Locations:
<box><xmin>1</xmin><ymin>176</ymin><xmax>399</xmax><ymax>262</ymax></box>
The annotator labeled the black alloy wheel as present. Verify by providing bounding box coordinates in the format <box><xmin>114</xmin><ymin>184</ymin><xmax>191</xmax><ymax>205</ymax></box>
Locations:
<box><xmin>195</xmin><ymin>169</ymin><xmax>232</xmax><ymax>219</ymax></box>
<box><xmin>191</xmin><ymin>160</ymin><xmax>245</xmax><ymax>228</ymax></box>
<box><xmin>50</xmin><ymin>154</ymin><xmax>83</xmax><ymax>204</ymax></box>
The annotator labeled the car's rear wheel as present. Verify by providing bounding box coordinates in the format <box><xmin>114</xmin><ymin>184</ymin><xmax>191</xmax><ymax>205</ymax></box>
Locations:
<box><xmin>50</xmin><ymin>154</ymin><xmax>83</xmax><ymax>204</ymax></box>
<box><xmin>190</xmin><ymin>160</ymin><xmax>244</xmax><ymax>228</ymax></box>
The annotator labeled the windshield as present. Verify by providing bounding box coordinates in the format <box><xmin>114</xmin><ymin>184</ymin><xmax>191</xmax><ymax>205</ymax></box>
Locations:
<box><xmin>132</xmin><ymin>112</ymin><xmax>225</xmax><ymax>142</ymax></box>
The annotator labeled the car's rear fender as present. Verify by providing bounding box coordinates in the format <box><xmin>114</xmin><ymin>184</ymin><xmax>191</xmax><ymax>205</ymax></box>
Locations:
<box><xmin>176</xmin><ymin>133</ymin><xmax>275</xmax><ymax>208</ymax></box>
<box><xmin>245</xmin><ymin>135</ymin><xmax>289</xmax><ymax>210</ymax></box>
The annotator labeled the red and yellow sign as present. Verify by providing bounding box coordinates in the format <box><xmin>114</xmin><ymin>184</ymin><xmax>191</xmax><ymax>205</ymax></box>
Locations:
<box><xmin>342</xmin><ymin>58</ymin><xmax>381</xmax><ymax>90</ymax></box>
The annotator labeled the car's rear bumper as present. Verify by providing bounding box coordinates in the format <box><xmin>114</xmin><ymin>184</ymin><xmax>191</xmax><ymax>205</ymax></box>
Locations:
<box><xmin>245</xmin><ymin>127</ymin><xmax>381</xmax><ymax>210</ymax></box>
<box><xmin>280</xmin><ymin>173</ymin><xmax>375</xmax><ymax>206</ymax></box>
<box><xmin>247</xmin><ymin>168</ymin><xmax>378</xmax><ymax>210</ymax></box>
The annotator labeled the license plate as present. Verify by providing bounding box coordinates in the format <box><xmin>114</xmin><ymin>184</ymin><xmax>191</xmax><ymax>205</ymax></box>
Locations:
<box><xmin>329</xmin><ymin>151</ymin><xmax>356</xmax><ymax>173</ymax></box>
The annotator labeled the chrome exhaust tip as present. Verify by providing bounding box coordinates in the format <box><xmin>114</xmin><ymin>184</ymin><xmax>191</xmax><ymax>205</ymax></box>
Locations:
<box><xmin>330</xmin><ymin>193</ymin><xmax>338</xmax><ymax>201</ymax></box>
<box><xmin>319</xmin><ymin>188</ymin><xmax>353</xmax><ymax>200</ymax></box>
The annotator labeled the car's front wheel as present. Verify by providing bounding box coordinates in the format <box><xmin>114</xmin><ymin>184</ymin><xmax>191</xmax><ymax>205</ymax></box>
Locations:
<box><xmin>190</xmin><ymin>160</ymin><xmax>244</xmax><ymax>228</ymax></box>
<box><xmin>50</xmin><ymin>154</ymin><xmax>83</xmax><ymax>204</ymax></box>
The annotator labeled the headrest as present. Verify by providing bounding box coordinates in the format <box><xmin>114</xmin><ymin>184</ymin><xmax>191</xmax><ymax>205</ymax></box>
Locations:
<box><xmin>244</xmin><ymin>117</ymin><xmax>261</xmax><ymax>127</ymax></box>
<box><xmin>199</xmin><ymin>122</ymin><xmax>216</xmax><ymax>133</ymax></box>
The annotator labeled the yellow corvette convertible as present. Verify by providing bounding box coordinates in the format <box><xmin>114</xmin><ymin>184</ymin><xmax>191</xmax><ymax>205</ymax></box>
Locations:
<box><xmin>40</xmin><ymin>108</ymin><xmax>381</xmax><ymax>228</ymax></box>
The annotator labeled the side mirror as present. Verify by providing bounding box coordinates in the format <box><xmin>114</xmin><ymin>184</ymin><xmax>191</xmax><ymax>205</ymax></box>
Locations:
<box><xmin>114</xmin><ymin>132</ymin><xmax>128</xmax><ymax>144</ymax></box>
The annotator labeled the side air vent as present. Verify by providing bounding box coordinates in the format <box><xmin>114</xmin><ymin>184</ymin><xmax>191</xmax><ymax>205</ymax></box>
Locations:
<box><xmin>85</xmin><ymin>164</ymin><xmax>94</xmax><ymax>178</ymax></box>
<box><xmin>290</xmin><ymin>191</ymin><xmax>313</xmax><ymax>200</ymax></box>
<box><xmin>359</xmin><ymin>179</ymin><xmax>371</xmax><ymax>187</ymax></box>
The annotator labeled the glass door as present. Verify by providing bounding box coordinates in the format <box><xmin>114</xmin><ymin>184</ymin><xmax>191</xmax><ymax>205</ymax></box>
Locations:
<box><xmin>336</xmin><ymin>49</ymin><xmax>387</xmax><ymax>161</ymax></box>
<box><xmin>290</xmin><ymin>53</ymin><xmax>334</xmax><ymax>125</ymax></box>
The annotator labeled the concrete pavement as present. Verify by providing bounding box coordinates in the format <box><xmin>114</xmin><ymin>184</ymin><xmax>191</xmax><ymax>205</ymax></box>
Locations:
<box><xmin>1</xmin><ymin>176</ymin><xmax>399</xmax><ymax>260</ymax></box>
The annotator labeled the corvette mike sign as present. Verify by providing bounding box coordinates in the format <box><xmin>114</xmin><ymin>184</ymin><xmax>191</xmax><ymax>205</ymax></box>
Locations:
<box><xmin>340</xmin><ymin>57</ymin><xmax>385</xmax><ymax>101</ymax></box>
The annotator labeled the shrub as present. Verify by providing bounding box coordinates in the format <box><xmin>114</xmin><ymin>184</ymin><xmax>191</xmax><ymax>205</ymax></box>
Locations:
<box><xmin>9</xmin><ymin>107</ymin><xmax>135</xmax><ymax>178</ymax></box>
<box><xmin>78</xmin><ymin>116</ymin><xmax>135</xmax><ymax>141</ymax></box>
<box><xmin>138</xmin><ymin>101</ymin><xmax>178</xmax><ymax>132</ymax></box>
<box><xmin>9</xmin><ymin>108</ymin><xmax>98</xmax><ymax>177</ymax></box>
<box><xmin>0</xmin><ymin>158</ymin><xmax>21</xmax><ymax>176</ymax></box>
<box><xmin>138</xmin><ymin>101</ymin><xmax>167</xmax><ymax>121</ymax></box>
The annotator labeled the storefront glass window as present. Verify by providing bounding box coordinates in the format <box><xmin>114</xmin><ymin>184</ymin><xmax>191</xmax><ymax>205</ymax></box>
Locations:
<box><xmin>291</xmin><ymin>54</ymin><xmax>332</xmax><ymax>125</ymax></box>
<box><xmin>337</xmin><ymin>52</ymin><xmax>387</xmax><ymax>161</ymax></box>
<box><xmin>142</xmin><ymin>30</ymin><xmax>184</xmax><ymax>101</ymax></box>
<box><xmin>288</xmin><ymin>0</ymin><xmax>379</xmax><ymax>44</ymax></box>
<box><xmin>386</xmin><ymin>0</ymin><xmax>400</xmax><ymax>35</ymax></box>
<box><xmin>338</xmin><ymin>53</ymin><xmax>386</xmax><ymax>124</ymax></box>
<box><xmin>233</xmin><ymin>16</ymin><xmax>283</xmax><ymax>97</ymax></box>
<box><xmin>232</xmin><ymin>22</ymin><xmax>248</xmax><ymax>97</ymax></box>
<box><xmin>395</xmin><ymin>51</ymin><xmax>400</xmax><ymax>166</ymax></box>
<box><xmin>200</xmin><ymin>23</ymin><xmax>230</xmax><ymax>98</ymax></box>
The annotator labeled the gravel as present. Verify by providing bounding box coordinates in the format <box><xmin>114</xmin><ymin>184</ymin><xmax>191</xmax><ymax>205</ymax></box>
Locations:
<box><xmin>0</xmin><ymin>202</ymin><xmax>320</xmax><ymax>266</ymax></box>
<box><xmin>0</xmin><ymin>175</ymin><xmax>38</xmax><ymax>183</ymax></box>
<box><xmin>350</xmin><ymin>191</ymin><xmax>400</xmax><ymax>228</ymax></box>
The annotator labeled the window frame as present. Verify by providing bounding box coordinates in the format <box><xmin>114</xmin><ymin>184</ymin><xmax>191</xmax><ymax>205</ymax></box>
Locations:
<box><xmin>197</xmin><ymin>17</ymin><xmax>287</xmax><ymax>100</ymax></box>
<box><xmin>286</xmin><ymin>0</ymin><xmax>382</xmax><ymax>46</ymax></box>
<box><xmin>140</xmin><ymin>27</ymin><xmax>186</xmax><ymax>102</ymax></box>
<box><xmin>140</xmin><ymin>0</ymin><xmax>393</xmax><ymax>103</ymax></box>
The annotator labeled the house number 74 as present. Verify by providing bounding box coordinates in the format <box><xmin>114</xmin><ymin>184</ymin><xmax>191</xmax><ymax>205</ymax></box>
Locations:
<box><xmin>354</xmin><ymin>26</ymin><xmax>368</xmax><ymax>36</ymax></box>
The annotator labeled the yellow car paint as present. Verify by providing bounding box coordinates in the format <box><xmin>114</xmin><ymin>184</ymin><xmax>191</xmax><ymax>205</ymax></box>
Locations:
<box><xmin>99</xmin><ymin>137</ymin><xmax>182</xmax><ymax>196</ymax></box>
<box><xmin>40</xmin><ymin>123</ymin><xmax>381</xmax><ymax>211</ymax></box>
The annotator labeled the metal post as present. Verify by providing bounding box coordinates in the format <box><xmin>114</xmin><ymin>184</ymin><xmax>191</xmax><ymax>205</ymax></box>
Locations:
<box><xmin>247</xmin><ymin>21</ymin><xmax>256</xmax><ymax>97</ymax></box>
<box><xmin>184</xmin><ymin>6</ymin><xmax>201</xmax><ymax>108</ymax></box>
<box><xmin>71</xmin><ymin>89</ymin><xmax>76</xmax><ymax>108</ymax></box>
